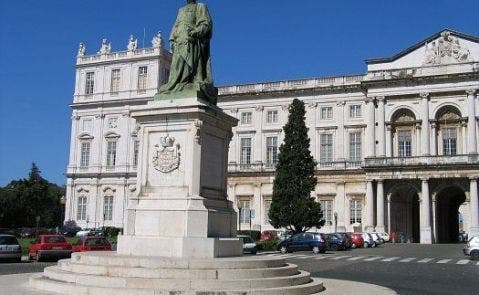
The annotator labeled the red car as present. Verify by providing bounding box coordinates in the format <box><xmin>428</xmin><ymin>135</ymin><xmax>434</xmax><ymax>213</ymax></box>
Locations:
<box><xmin>28</xmin><ymin>235</ymin><xmax>72</xmax><ymax>261</ymax></box>
<box><xmin>72</xmin><ymin>236</ymin><xmax>112</xmax><ymax>252</ymax></box>
<box><xmin>349</xmin><ymin>232</ymin><xmax>364</xmax><ymax>248</ymax></box>
<box><xmin>260</xmin><ymin>230</ymin><xmax>279</xmax><ymax>241</ymax></box>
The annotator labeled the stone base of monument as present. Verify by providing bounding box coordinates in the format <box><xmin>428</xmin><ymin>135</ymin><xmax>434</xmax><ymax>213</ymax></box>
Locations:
<box><xmin>30</xmin><ymin>252</ymin><xmax>324</xmax><ymax>294</ymax></box>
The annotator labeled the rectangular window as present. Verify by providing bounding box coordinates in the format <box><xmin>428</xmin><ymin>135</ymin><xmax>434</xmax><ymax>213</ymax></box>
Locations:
<box><xmin>350</xmin><ymin>199</ymin><xmax>362</xmax><ymax>224</ymax></box>
<box><xmin>133</xmin><ymin>140</ymin><xmax>140</xmax><ymax>167</ymax></box>
<box><xmin>240</xmin><ymin>138</ymin><xmax>252</xmax><ymax>167</ymax></box>
<box><xmin>110</xmin><ymin>69</ymin><xmax>121</xmax><ymax>93</ymax></box>
<box><xmin>320</xmin><ymin>200</ymin><xmax>333</xmax><ymax>225</ymax></box>
<box><xmin>266</xmin><ymin>110</ymin><xmax>278</xmax><ymax>124</ymax></box>
<box><xmin>349</xmin><ymin>105</ymin><xmax>362</xmax><ymax>118</ymax></box>
<box><xmin>80</xmin><ymin>142</ymin><xmax>91</xmax><ymax>167</ymax></box>
<box><xmin>77</xmin><ymin>196</ymin><xmax>87</xmax><ymax>221</ymax></box>
<box><xmin>320</xmin><ymin>134</ymin><xmax>333</xmax><ymax>163</ymax></box>
<box><xmin>103</xmin><ymin>196</ymin><xmax>113</xmax><ymax>221</ymax></box>
<box><xmin>240</xmin><ymin>112</ymin><xmax>252</xmax><ymax>125</ymax></box>
<box><xmin>443</xmin><ymin>128</ymin><xmax>457</xmax><ymax>156</ymax></box>
<box><xmin>137</xmin><ymin>66</ymin><xmax>148</xmax><ymax>92</ymax></box>
<box><xmin>349</xmin><ymin>132</ymin><xmax>362</xmax><ymax>161</ymax></box>
<box><xmin>238</xmin><ymin>199</ymin><xmax>251</xmax><ymax>223</ymax></box>
<box><xmin>85</xmin><ymin>72</ymin><xmax>95</xmax><ymax>95</ymax></box>
<box><xmin>82</xmin><ymin>118</ymin><xmax>92</xmax><ymax>132</ymax></box>
<box><xmin>264</xmin><ymin>199</ymin><xmax>272</xmax><ymax>224</ymax></box>
<box><xmin>265</xmin><ymin>136</ymin><xmax>278</xmax><ymax>168</ymax></box>
<box><xmin>106</xmin><ymin>141</ymin><xmax>117</xmax><ymax>167</ymax></box>
<box><xmin>398</xmin><ymin>130</ymin><xmax>412</xmax><ymax>157</ymax></box>
<box><xmin>320</xmin><ymin>107</ymin><xmax>333</xmax><ymax>120</ymax></box>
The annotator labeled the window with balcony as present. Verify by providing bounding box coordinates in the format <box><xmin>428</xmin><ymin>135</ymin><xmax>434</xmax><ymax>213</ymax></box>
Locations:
<box><xmin>106</xmin><ymin>140</ymin><xmax>117</xmax><ymax>167</ymax></box>
<box><xmin>137</xmin><ymin>66</ymin><xmax>148</xmax><ymax>93</ymax></box>
<box><xmin>265</xmin><ymin>136</ymin><xmax>278</xmax><ymax>168</ymax></box>
<box><xmin>320</xmin><ymin>199</ymin><xmax>333</xmax><ymax>225</ymax></box>
<box><xmin>350</xmin><ymin>199</ymin><xmax>362</xmax><ymax>224</ymax></box>
<box><xmin>80</xmin><ymin>142</ymin><xmax>91</xmax><ymax>168</ymax></box>
<box><xmin>266</xmin><ymin>110</ymin><xmax>278</xmax><ymax>124</ymax></box>
<box><xmin>238</xmin><ymin>199</ymin><xmax>251</xmax><ymax>223</ymax></box>
<box><xmin>240</xmin><ymin>112</ymin><xmax>252</xmax><ymax>125</ymax></box>
<box><xmin>398</xmin><ymin>130</ymin><xmax>412</xmax><ymax>157</ymax></box>
<box><xmin>240</xmin><ymin>138</ymin><xmax>252</xmax><ymax>167</ymax></box>
<box><xmin>320</xmin><ymin>107</ymin><xmax>333</xmax><ymax>120</ymax></box>
<box><xmin>442</xmin><ymin>128</ymin><xmax>457</xmax><ymax>156</ymax></box>
<box><xmin>349</xmin><ymin>132</ymin><xmax>362</xmax><ymax>161</ymax></box>
<box><xmin>77</xmin><ymin>196</ymin><xmax>87</xmax><ymax>221</ymax></box>
<box><xmin>110</xmin><ymin>69</ymin><xmax>120</xmax><ymax>94</ymax></box>
<box><xmin>349</xmin><ymin>105</ymin><xmax>362</xmax><ymax>118</ymax></box>
<box><xmin>85</xmin><ymin>72</ymin><xmax>95</xmax><ymax>95</ymax></box>
<box><xmin>103</xmin><ymin>196</ymin><xmax>113</xmax><ymax>221</ymax></box>
<box><xmin>320</xmin><ymin>134</ymin><xmax>333</xmax><ymax>164</ymax></box>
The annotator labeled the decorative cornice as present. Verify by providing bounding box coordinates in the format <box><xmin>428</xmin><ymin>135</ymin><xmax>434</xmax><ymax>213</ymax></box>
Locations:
<box><xmin>420</xmin><ymin>92</ymin><xmax>430</xmax><ymax>99</ymax></box>
<box><xmin>466</xmin><ymin>89</ymin><xmax>477</xmax><ymax>96</ymax></box>
<box><xmin>255</xmin><ymin>106</ymin><xmax>264</xmax><ymax>112</ymax></box>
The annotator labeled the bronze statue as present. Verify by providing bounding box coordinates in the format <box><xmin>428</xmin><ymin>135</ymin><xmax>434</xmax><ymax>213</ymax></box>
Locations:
<box><xmin>157</xmin><ymin>0</ymin><xmax>217</xmax><ymax>104</ymax></box>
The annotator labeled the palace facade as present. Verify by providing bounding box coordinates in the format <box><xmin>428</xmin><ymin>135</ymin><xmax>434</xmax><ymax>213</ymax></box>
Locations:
<box><xmin>65</xmin><ymin>29</ymin><xmax>479</xmax><ymax>243</ymax></box>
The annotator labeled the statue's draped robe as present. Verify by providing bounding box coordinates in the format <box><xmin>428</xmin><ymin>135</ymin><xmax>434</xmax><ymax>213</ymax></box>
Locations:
<box><xmin>159</xmin><ymin>3</ymin><xmax>215</xmax><ymax>103</ymax></box>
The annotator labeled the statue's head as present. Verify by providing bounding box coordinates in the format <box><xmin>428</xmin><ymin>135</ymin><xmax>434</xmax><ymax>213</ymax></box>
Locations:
<box><xmin>187</xmin><ymin>0</ymin><xmax>196</xmax><ymax>4</ymax></box>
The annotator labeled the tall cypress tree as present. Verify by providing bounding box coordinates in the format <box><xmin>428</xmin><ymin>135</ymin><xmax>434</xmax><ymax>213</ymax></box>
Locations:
<box><xmin>268</xmin><ymin>99</ymin><xmax>324</xmax><ymax>234</ymax></box>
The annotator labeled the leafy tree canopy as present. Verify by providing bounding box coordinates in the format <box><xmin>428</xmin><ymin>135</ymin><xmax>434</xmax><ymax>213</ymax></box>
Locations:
<box><xmin>0</xmin><ymin>163</ymin><xmax>65</xmax><ymax>228</ymax></box>
<box><xmin>268</xmin><ymin>99</ymin><xmax>325</xmax><ymax>234</ymax></box>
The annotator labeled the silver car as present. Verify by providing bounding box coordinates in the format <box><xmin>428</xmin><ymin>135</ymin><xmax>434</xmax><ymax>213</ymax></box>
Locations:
<box><xmin>463</xmin><ymin>236</ymin><xmax>479</xmax><ymax>260</ymax></box>
<box><xmin>238</xmin><ymin>235</ymin><xmax>257</xmax><ymax>254</ymax></box>
<box><xmin>0</xmin><ymin>234</ymin><xmax>22</xmax><ymax>262</ymax></box>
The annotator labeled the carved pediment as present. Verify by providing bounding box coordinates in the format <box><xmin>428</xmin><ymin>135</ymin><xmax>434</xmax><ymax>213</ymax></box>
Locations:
<box><xmin>423</xmin><ymin>31</ymin><xmax>471</xmax><ymax>65</ymax></box>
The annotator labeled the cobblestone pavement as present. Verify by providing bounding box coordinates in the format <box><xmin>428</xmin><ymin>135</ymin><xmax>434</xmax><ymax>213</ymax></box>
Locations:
<box><xmin>0</xmin><ymin>260</ymin><xmax>55</xmax><ymax>275</ymax></box>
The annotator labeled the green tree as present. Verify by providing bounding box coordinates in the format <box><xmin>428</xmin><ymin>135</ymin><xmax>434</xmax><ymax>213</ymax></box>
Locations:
<box><xmin>0</xmin><ymin>163</ymin><xmax>65</xmax><ymax>228</ymax></box>
<box><xmin>268</xmin><ymin>99</ymin><xmax>325</xmax><ymax>234</ymax></box>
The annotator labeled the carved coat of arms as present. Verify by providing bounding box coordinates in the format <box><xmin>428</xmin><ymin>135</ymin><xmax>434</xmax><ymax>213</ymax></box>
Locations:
<box><xmin>152</xmin><ymin>135</ymin><xmax>180</xmax><ymax>173</ymax></box>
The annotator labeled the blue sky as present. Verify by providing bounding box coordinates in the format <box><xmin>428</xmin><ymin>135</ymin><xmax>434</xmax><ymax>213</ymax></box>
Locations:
<box><xmin>0</xmin><ymin>0</ymin><xmax>478</xmax><ymax>186</ymax></box>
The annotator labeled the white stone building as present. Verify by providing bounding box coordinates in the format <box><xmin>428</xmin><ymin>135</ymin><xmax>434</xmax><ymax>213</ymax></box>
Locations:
<box><xmin>65</xmin><ymin>29</ymin><xmax>479</xmax><ymax>243</ymax></box>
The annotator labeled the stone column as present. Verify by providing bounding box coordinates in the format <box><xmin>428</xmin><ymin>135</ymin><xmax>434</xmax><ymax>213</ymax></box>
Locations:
<box><xmin>254</xmin><ymin>106</ymin><xmax>264</xmax><ymax>169</ymax></box>
<box><xmin>253</xmin><ymin>184</ymin><xmax>262</xmax><ymax>231</ymax></box>
<box><xmin>377</xmin><ymin>97</ymin><xmax>386</xmax><ymax>157</ymax></box>
<box><xmin>430</xmin><ymin>122</ymin><xmax>437</xmax><ymax>156</ymax></box>
<box><xmin>415</xmin><ymin>123</ymin><xmax>421</xmax><ymax>156</ymax></box>
<box><xmin>386</xmin><ymin>125</ymin><xmax>392</xmax><ymax>157</ymax></box>
<box><xmin>466</xmin><ymin>89</ymin><xmax>477</xmax><ymax>154</ymax></box>
<box><xmin>461</xmin><ymin>122</ymin><xmax>468</xmax><ymax>155</ymax></box>
<box><xmin>365</xmin><ymin>180</ymin><xmax>374</xmax><ymax>232</ymax></box>
<box><xmin>376</xmin><ymin>180</ymin><xmax>385</xmax><ymax>232</ymax></box>
<box><xmin>420</xmin><ymin>178</ymin><xmax>432</xmax><ymax>244</ymax></box>
<box><xmin>387</xmin><ymin>193</ymin><xmax>392</xmax><ymax>234</ymax></box>
<box><xmin>365</xmin><ymin>98</ymin><xmax>376</xmax><ymax>157</ymax></box>
<box><xmin>470</xmin><ymin>177</ymin><xmax>479</xmax><ymax>237</ymax></box>
<box><xmin>431</xmin><ymin>194</ymin><xmax>437</xmax><ymax>243</ymax></box>
<box><xmin>420</xmin><ymin>92</ymin><xmax>430</xmax><ymax>156</ymax></box>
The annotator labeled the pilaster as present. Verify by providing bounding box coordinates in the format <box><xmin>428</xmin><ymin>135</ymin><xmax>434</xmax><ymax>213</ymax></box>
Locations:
<box><xmin>377</xmin><ymin>97</ymin><xmax>386</xmax><ymax>157</ymax></box>
<box><xmin>420</xmin><ymin>92</ymin><xmax>430</xmax><ymax>156</ymax></box>
<box><xmin>466</xmin><ymin>89</ymin><xmax>477</xmax><ymax>154</ymax></box>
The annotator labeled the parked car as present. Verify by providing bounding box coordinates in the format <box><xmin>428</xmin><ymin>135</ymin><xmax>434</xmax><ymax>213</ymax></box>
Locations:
<box><xmin>277</xmin><ymin>232</ymin><xmax>326</xmax><ymax>254</ymax></box>
<box><xmin>260</xmin><ymin>230</ymin><xmax>279</xmax><ymax>241</ymax></box>
<box><xmin>371</xmin><ymin>233</ymin><xmax>383</xmax><ymax>246</ymax></box>
<box><xmin>72</xmin><ymin>236</ymin><xmax>112</xmax><ymax>252</ymax></box>
<box><xmin>336</xmin><ymin>232</ymin><xmax>353</xmax><ymax>249</ymax></box>
<box><xmin>458</xmin><ymin>231</ymin><xmax>468</xmax><ymax>243</ymax></box>
<box><xmin>463</xmin><ymin>236</ymin><xmax>479</xmax><ymax>260</ymax></box>
<box><xmin>18</xmin><ymin>227</ymin><xmax>36</xmax><ymax>238</ymax></box>
<box><xmin>0</xmin><ymin>234</ymin><xmax>22</xmax><ymax>262</ymax></box>
<box><xmin>324</xmin><ymin>233</ymin><xmax>348</xmax><ymax>251</ymax></box>
<box><xmin>376</xmin><ymin>232</ymin><xmax>390</xmax><ymax>243</ymax></box>
<box><xmin>349</xmin><ymin>232</ymin><xmax>364</xmax><ymax>248</ymax></box>
<box><xmin>28</xmin><ymin>235</ymin><xmax>72</xmax><ymax>262</ymax></box>
<box><xmin>362</xmin><ymin>233</ymin><xmax>375</xmax><ymax>248</ymax></box>
<box><xmin>76</xmin><ymin>229</ymin><xmax>92</xmax><ymax>237</ymax></box>
<box><xmin>238</xmin><ymin>235</ymin><xmax>257</xmax><ymax>254</ymax></box>
<box><xmin>61</xmin><ymin>226</ymin><xmax>81</xmax><ymax>237</ymax></box>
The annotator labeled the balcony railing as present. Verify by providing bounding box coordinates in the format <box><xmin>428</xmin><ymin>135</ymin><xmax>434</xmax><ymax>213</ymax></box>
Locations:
<box><xmin>67</xmin><ymin>164</ymin><xmax>137</xmax><ymax>176</ymax></box>
<box><xmin>364</xmin><ymin>154</ymin><xmax>479</xmax><ymax>168</ymax></box>
<box><xmin>228</xmin><ymin>161</ymin><xmax>363</xmax><ymax>173</ymax></box>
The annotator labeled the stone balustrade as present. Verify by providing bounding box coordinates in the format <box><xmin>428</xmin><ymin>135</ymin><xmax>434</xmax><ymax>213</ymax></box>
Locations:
<box><xmin>364</xmin><ymin>154</ymin><xmax>479</xmax><ymax>168</ymax></box>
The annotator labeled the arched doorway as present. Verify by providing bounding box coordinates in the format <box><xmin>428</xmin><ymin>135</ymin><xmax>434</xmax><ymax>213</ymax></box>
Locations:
<box><xmin>436</xmin><ymin>186</ymin><xmax>466</xmax><ymax>243</ymax></box>
<box><xmin>390</xmin><ymin>185</ymin><xmax>420</xmax><ymax>243</ymax></box>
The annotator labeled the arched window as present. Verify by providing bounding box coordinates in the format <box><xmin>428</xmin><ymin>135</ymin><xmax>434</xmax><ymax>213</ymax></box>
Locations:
<box><xmin>434</xmin><ymin>106</ymin><xmax>463</xmax><ymax>156</ymax></box>
<box><xmin>391</xmin><ymin>109</ymin><xmax>417</xmax><ymax>157</ymax></box>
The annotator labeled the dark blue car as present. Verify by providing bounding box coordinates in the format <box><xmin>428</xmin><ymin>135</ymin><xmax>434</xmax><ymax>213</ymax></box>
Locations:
<box><xmin>324</xmin><ymin>233</ymin><xmax>348</xmax><ymax>251</ymax></box>
<box><xmin>277</xmin><ymin>232</ymin><xmax>327</xmax><ymax>254</ymax></box>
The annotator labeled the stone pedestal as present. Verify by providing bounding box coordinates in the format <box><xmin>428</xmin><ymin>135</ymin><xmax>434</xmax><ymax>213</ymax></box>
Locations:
<box><xmin>118</xmin><ymin>96</ymin><xmax>242</xmax><ymax>258</ymax></box>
